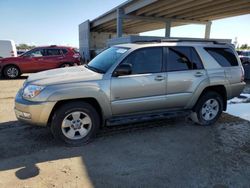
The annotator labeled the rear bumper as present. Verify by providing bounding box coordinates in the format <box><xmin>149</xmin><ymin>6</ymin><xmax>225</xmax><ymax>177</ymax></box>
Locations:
<box><xmin>15</xmin><ymin>90</ymin><xmax>56</xmax><ymax>126</ymax></box>
<box><xmin>229</xmin><ymin>82</ymin><xmax>246</xmax><ymax>99</ymax></box>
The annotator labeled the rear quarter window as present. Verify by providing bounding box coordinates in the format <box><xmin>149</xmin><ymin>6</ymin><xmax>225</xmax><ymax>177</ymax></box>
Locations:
<box><xmin>61</xmin><ymin>49</ymin><xmax>68</xmax><ymax>54</ymax></box>
<box><xmin>205</xmin><ymin>47</ymin><xmax>238</xmax><ymax>67</ymax></box>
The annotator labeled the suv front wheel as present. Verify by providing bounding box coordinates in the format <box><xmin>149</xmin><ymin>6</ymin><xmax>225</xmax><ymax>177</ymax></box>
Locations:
<box><xmin>51</xmin><ymin>101</ymin><xmax>100</xmax><ymax>145</ymax></box>
<box><xmin>190</xmin><ymin>91</ymin><xmax>223</xmax><ymax>126</ymax></box>
<box><xmin>3</xmin><ymin>65</ymin><xmax>20</xmax><ymax>79</ymax></box>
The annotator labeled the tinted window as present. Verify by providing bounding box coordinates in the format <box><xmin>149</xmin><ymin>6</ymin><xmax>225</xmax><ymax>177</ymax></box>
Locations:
<box><xmin>242</xmin><ymin>51</ymin><xmax>250</xmax><ymax>56</ymax></box>
<box><xmin>46</xmin><ymin>49</ymin><xmax>61</xmax><ymax>56</ymax></box>
<box><xmin>62</xmin><ymin>49</ymin><xmax>68</xmax><ymax>54</ymax></box>
<box><xmin>205</xmin><ymin>48</ymin><xmax>238</xmax><ymax>67</ymax></box>
<box><xmin>167</xmin><ymin>47</ymin><xmax>203</xmax><ymax>71</ymax></box>
<box><xmin>122</xmin><ymin>47</ymin><xmax>162</xmax><ymax>74</ymax></box>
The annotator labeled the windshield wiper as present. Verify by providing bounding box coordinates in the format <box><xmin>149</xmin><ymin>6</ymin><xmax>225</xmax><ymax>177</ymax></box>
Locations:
<box><xmin>85</xmin><ymin>65</ymin><xmax>105</xmax><ymax>74</ymax></box>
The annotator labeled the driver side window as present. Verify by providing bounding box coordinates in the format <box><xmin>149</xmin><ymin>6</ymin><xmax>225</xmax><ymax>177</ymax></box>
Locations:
<box><xmin>121</xmin><ymin>47</ymin><xmax>163</xmax><ymax>75</ymax></box>
<box><xmin>26</xmin><ymin>49</ymin><xmax>45</xmax><ymax>57</ymax></box>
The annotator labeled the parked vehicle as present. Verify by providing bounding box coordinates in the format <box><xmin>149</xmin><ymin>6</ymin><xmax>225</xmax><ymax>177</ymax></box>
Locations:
<box><xmin>0</xmin><ymin>45</ymin><xmax>82</xmax><ymax>79</ymax></box>
<box><xmin>15</xmin><ymin>39</ymin><xmax>245</xmax><ymax>145</ymax></box>
<box><xmin>237</xmin><ymin>50</ymin><xmax>250</xmax><ymax>64</ymax></box>
<box><xmin>0</xmin><ymin>40</ymin><xmax>17</xmax><ymax>58</ymax></box>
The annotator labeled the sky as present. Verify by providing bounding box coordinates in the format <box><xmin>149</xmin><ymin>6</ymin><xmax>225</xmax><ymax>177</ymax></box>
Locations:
<box><xmin>0</xmin><ymin>0</ymin><xmax>249</xmax><ymax>47</ymax></box>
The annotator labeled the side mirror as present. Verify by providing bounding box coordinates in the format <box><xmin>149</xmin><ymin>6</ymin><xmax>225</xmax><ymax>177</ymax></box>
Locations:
<box><xmin>113</xmin><ymin>63</ymin><xmax>132</xmax><ymax>77</ymax></box>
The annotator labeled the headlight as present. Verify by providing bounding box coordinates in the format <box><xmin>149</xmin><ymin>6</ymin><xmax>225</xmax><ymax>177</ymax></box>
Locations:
<box><xmin>23</xmin><ymin>85</ymin><xmax>45</xmax><ymax>99</ymax></box>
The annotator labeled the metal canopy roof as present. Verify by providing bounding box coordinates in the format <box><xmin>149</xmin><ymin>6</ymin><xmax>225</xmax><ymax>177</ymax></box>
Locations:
<box><xmin>90</xmin><ymin>0</ymin><xmax>250</xmax><ymax>34</ymax></box>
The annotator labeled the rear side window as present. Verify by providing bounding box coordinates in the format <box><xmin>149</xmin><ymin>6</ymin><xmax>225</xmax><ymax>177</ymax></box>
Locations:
<box><xmin>122</xmin><ymin>47</ymin><xmax>163</xmax><ymax>74</ymax></box>
<box><xmin>167</xmin><ymin>47</ymin><xmax>203</xmax><ymax>72</ymax></box>
<box><xmin>73</xmin><ymin>48</ymin><xmax>79</xmax><ymax>53</ymax></box>
<box><xmin>46</xmin><ymin>49</ymin><xmax>61</xmax><ymax>56</ymax></box>
<box><xmin>61</xmin><ymin>49</ymin><xmax>68</xmax><ymax>54</ymax></box>
<box><xmin>205</xmin><ymin>48</ymin><xmax>238</xmax><ymax>67</ymax></box>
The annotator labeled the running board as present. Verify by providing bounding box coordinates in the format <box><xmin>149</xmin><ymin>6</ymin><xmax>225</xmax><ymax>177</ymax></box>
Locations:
<box><xmin>106</xmin><ymin>110</ymin><xmax>191</xmax><ymax>126</ymax></box>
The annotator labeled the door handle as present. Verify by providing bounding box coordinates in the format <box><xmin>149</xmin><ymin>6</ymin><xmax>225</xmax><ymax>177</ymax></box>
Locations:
<box><xmin>155</xmin><ymin>75</ymin><xmax>165</xmax><ymax>81</ymax></box>
<box><xmin>194</xmin><ymin>72</ymin><xmax>204</xmax><ymax>77</ymax></box>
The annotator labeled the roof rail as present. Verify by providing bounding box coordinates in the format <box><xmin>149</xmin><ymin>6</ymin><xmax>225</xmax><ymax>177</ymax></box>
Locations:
<box><xmin>107</xmin><ymin>36</ymin><xmax>232</xmax><ymax>46</ymax></box>
<box><xmin>134</xmin><ymin>38</ymin><xmax>232</xmax><ymax>45</ymax></box>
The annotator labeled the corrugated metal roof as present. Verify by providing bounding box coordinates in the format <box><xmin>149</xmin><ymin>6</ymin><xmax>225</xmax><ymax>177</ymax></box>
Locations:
<box><xmin>89</xmin><ymin>0</ymin><xmax>250</xmax><ymax>33</ymax></box>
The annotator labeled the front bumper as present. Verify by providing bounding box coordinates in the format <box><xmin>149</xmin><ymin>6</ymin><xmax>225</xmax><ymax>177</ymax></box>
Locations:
<box><xmin>14</xmin><ymin>90</ymin><xmax>56</xmax><ymax>126</ymax></box>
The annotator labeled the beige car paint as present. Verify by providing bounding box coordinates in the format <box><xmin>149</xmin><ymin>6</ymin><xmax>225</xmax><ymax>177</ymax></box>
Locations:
<box><xmin>15</xmin><ymin>42</ymin><xmax>245</xmax><ymax>126</ymax></box>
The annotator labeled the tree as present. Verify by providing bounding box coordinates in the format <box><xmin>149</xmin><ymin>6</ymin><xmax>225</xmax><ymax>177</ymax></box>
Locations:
<box><xmin>16</xmin><ymin>43</ymin><xmax>36</xmax><ymax>50</ymax></box>
<box><xmin>240</xmin><ymin>44</ymin><xmax>248</xmax><ymax>49</ymax></box>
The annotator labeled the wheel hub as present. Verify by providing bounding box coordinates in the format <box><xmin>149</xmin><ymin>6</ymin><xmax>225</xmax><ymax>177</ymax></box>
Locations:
<box><xmin>201</xmin><ymin>99</ymin><xmax>219</xmax><ymax>121</ymax></box>
<box><xmin>71</xmin><ymin>120</ymin><xmax>82</xmax><ymax>130</ymax></box>
<box><xmin>61</xmin><ymin>111</ymin><xmax>92</xmax><ymax>140</ymax></box>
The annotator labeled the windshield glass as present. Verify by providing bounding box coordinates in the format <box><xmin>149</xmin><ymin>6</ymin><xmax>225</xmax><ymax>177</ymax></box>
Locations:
<box><xmin>87</xmin><ymin>47</ymin><xmax>129</xmax><ymax>73</ymax></box>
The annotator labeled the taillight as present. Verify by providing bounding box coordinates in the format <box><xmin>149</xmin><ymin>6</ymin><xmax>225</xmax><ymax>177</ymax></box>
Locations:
<box><xmin>11</xmin><ymin>50</ymin><xmax>15</xmax><ymax>57</ymax></box>
<box><xmin>240</xmin><ymin>66</ymin><xmax>245</xmax><ymax>82</ymax></box>
<box><xmin>73</xmin><ymin>54</ymin><xmax>80</xmax><ymax>58</ymax></box>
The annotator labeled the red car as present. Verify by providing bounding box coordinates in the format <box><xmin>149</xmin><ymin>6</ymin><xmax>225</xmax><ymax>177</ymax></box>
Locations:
<box><xmin>0</xmin><ymin>45</ymin><xmax>82</xmax><ymax>79</ymax></box>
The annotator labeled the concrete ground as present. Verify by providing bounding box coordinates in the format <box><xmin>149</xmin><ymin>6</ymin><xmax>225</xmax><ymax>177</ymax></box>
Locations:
<box><xmin>0</xmin><ymin>77</ymin><xmax>250</xmax><ymax>188</ymax></box>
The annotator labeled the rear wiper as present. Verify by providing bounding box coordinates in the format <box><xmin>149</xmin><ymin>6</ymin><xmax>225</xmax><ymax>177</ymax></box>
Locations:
<box><xmin>85</xmin><ymin>65</ymin><xmax>105</xmax><ymax>74</ymax></box>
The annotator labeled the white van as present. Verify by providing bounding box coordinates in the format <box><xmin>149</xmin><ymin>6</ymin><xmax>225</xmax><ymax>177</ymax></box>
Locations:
<box><xmin>0</xmin><ymin>40</ymin><xmax>17</xmax><ymax>58</ymax></box>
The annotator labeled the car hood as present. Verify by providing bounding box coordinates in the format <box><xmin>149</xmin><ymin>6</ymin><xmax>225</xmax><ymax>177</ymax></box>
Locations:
<box><xmin>27</xmin><ymin>66</ymin><xmax>103</xmax><ymax>86</ymax></box>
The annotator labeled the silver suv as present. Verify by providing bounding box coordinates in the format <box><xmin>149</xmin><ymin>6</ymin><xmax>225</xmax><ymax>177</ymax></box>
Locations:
<box><xmin>15</xmin><ymin>39</ymin><xmax>245</xmax><ymax>145</ymax></box>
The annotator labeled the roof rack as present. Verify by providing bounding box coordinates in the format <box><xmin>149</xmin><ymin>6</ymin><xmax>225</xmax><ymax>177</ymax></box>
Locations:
<box><xmin>107</xmin><ymin>36</ymin><xmax>232</xmax><ymax>46</ymax></box>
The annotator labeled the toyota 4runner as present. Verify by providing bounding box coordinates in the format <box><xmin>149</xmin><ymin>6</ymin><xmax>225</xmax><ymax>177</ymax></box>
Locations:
<box><xmin>15</xmin><ymin>39</ymin><xmax>245</xmax><ymax>145</ymax></box>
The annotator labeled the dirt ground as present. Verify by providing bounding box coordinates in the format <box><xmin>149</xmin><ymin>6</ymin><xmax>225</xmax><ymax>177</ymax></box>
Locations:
<box><xmin>0</xmin><ymin>77</ymin><xmax>250</xmax><ymax>188</ymax></box>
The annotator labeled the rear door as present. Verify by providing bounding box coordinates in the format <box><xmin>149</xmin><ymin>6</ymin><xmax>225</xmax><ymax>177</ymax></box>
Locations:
<box><xmin>165</xmin><ymin>46</ymin><xmax>207</xmax><ymax>108</ymax></box>
<box><xmin>39</xmin><ymin>48</ymin><xmax>64</xmax><ymax>70</ymax></box>
<box><xmin>110</xmin><ymin>47</ymin><xmax>167</xmax><ymax>115</ymax></box>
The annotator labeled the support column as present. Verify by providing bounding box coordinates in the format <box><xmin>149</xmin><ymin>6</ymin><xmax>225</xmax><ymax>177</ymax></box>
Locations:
<box><xmin>165</xmin><ymin>19</ymin><xmax>171</xmax><ymax>38</ymax></box>
<box><xmin>205</xmin><ymin>21</ymin><xmax>212</xmax><ymax>39</ymax></box>
<box><xmin>117</xmin><ymin>8</ymin><xmax>124</xmax><ymax>38</ymax></box>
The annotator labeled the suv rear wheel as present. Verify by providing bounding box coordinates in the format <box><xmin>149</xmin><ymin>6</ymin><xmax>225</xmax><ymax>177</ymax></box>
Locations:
<box><xmin>3</xmin><ymin>65</ymin><xmax>20</xmax><ymax>79</ymax></box>
<box><xmin>60</xmin><ymin>63</ymin><xmax>71</xmax><ymax>68</ymax></box>
<box><xmin>190</xmin><ymin>91</ymin><xmax>223</xmax><ymax>125</ymax></box>
<box><xmin>51</xmin><ymin>101</ymin><xmax>100</xmax><ymax>145</ymax></box>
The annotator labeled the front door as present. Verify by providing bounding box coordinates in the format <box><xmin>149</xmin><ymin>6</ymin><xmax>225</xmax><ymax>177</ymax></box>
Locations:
<box><xmin>110</xmin><ymin>47</ymin><xmax>167</xmax><ymax>115</ymax></box>
<box><xmin>20</xmin><ymin>48</ymin><xmax>46</xmax><ymax>73</ymax></box>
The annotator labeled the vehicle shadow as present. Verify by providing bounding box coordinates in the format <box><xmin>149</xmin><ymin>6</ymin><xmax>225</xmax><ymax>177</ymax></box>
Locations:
<box><xmin>0</xmin><ymin>119</ymin><xmax>179</xmax><ymax>176</ymax></box>
<box><xmin>0</xmin><ymin>114</ymin><xmax>247</xmax><ymax>187</ymax></box>
<box><xmin>0</xmin><ymin>75</ymin><xmax>28</xmax><ymax>80</ymax></box>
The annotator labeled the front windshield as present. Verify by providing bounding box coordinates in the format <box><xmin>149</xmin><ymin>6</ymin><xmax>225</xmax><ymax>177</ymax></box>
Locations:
<box><xmin>87</xmin><ymin>47</ymin><xmax>129</xmax><ymax>73</ymax></box>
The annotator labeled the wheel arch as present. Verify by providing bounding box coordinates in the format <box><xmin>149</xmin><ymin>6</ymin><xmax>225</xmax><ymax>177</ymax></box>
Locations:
<box><xmin>194</xmin><ymin>85</ymin><xmax>227</xmax><ymax>111</ymax></box>
<box><xmin>47</xmin><ymin>98</ymin><xmax>104</xmax><ymax>127</ymax></box>
<box><xmin>59</xmin><ymin>62</ymin><xmax>74</xmax><ymax>67</ymax></box>
<box><xmin>2</xmin><ymin>63</ymin><xmax>22</xmax><ymax>76</ymax></box>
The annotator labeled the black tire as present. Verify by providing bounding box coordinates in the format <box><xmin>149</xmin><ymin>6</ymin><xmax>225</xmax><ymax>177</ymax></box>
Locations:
<box><xmin>3</xmin><ymin>65</ymin><xmax>20</xmax><ymax>79</ymax></box>
<box><xmin>191</xmin><ymin>91</ymin><xmax>223</xmax><ymax>126</ymax></box>
<box><xmin>60</xmin><ymin>63</ymin><xmax>72</xmax><ymax>68</ymax></box>
<box><xmin>51</xmin><ymin>101</ymin><xmax>100</xmax><ymax>145</ymax></box>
